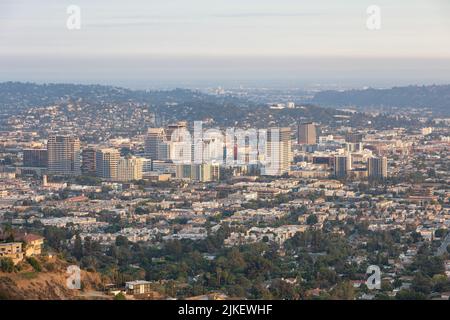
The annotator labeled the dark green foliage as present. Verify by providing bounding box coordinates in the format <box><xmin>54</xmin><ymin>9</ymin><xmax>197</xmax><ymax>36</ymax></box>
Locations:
<box><xmin>26</xmin><ymin>257</ymin><xmax>42</xmax><ymax>272</ymax></box>
<box><xmin>0</xmin><ymin>258</ymin><xmax>15</xmax><ymax>273</ymax></box>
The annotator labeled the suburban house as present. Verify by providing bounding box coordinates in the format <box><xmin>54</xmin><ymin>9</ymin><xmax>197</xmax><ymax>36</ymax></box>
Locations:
<box><xmin>125</xmin><ymin>280</ymin><xmax>152</xmax><ymax>295</ymax></box>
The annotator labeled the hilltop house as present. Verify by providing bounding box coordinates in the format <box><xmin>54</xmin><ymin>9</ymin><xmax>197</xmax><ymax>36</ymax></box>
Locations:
<box><xmin>0</xmin><ymin>229</ymin><xmax>44</xmax><ymax>260</ymax></box>
<box><xmin>0</xmin><ymin>242</ymin><xmax>24</xmax><ymax>265</ymax></box>
<box><xmin>20</xmin><ymin>234</ymin><xmax>44</xmax><ymax>257</ymax></box>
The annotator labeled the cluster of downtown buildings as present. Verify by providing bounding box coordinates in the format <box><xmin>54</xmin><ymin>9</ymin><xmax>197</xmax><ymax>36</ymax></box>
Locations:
<box><xmin>19</xmin><ymin>121</ymin><xmax>387</xmax><ymax>184</ymax></box>
<box><xmin>0</xmin><ymin>118</ymin><xmax>403</xmax><ymax>255</ymax></box>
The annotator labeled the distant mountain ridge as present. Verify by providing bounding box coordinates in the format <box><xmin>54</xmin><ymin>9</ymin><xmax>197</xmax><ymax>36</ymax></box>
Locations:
<box><xmin>311</xmin><ymin>85</ymin><xmax>450</xmax><ymax>115</ymax></box>
<box><xmin>0</xmin><ymin>81</ymin><xmax>208</xmax><ymax>111</ymax></box>
<box><xmin>0</xmin><ymin>82</ymin><xmax>349</xmax><ymax>128</ymax></box>
<box><xmin>0</xmin><ymin>82</ymin><xmax>432</xmax><ymax>130</ymax></box>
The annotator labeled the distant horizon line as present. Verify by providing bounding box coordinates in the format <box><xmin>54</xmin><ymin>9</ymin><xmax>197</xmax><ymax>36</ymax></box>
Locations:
<box><xmin>1</xmin><ymin>80</ymin><xmax>450</xmax><ymax>92</ymax></box>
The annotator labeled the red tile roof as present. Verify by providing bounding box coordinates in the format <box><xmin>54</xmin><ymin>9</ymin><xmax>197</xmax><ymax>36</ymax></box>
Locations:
<box><xmin>22</xmin><ymin>234</ymin><xmax>44</xmax><ymax>243</ymax></box>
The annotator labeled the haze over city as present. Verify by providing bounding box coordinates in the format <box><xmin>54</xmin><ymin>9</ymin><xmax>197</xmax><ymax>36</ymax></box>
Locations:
<box><xmin>1</xmin><ymin>0</ymin><xmax>450</xmax><ymax>88</ymax></box>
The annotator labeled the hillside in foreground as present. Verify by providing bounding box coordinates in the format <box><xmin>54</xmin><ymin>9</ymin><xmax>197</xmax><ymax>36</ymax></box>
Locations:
<box><xmin>0</xmin><ymin>256</ymin><xmax>107</xmax><ymax>300</ymax></box>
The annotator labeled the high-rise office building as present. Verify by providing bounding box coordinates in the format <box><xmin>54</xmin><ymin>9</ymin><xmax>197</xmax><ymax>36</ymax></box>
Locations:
<box><xmin>157</xmin><ymin>141</ymin><xmax>171</xmax><ymax>160</ymax></box>
<box><xmin>23</xmin><ymin>149</ymin><xmax>48</xmax><ymax>168</ymax></box>
<box><xmin>334</xmin><ymin>154</ymin><xmax>352</xmax><ymax>178</ymax></box>
<box><xmin>152</xmin><ymin>160</ymin><xmax>177</xmax><ymax>174</ymax></box>
<box><xmin>142</xmin><ymin>158</ymin><xmax>152</xmax><ymax>173</ymax></box>
<box><xmin>145</xmin><ymin>128</ymin><xmax>166</xmax><ymax>160</ymax></box>
<box><xmin>95</xmin><ymin>148</ymin><xmax>120</xmax><ymax>180</ymax></box>
<box><xmin>346</xmin><ymin>133</ymin><xmax>364</xmax><ymax>143</ymax></box>
<box><xmin>263</xmin><ymin>127</ymin><xmax>291</xmax><ymax>176</ymax></box>
<box><xmin>297</xmin><ymin>122</ymin><xmax>317</xmax><ymax>145</ymax></box>
<box><xmin>345</xmin><ymin>142</ymin><xmax>363</xmax><ymax>153</ymax></box>
<box><xmin>166</xmin><ymin>121</ymin><xmax>188</xmax><ymax>141</ymax></box>
<box><xmin>176</xmin><ymin>163</ymin><xmax>220</xmax><ymax>182</ymax></box>
<box><xmin>47</xmin><ymin>135</ymin><xmax>81</xmax><ymax>175</ymax></box>
<box><xmin>368</xmin><ymin>156</ymin><xmax>388</xmax><ymax>179</ymax></box>
<box><xmin>81</xmin><ymin>147</ymin><xmax>97</xmax><ymax>176</ymax></box>
<box><xmin>117</xmin><ymin>156</ymin><xmax>144</xmax><ymax>182</ymax></box>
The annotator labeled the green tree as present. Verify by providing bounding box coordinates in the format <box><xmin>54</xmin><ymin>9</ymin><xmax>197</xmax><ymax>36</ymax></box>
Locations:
<box><xmin>270</xmin><ymin>279</ymin><xmax>298</xmax><ymax>300</ymax></box>
<box><xmin>306</xmin><ymin>214</ymin><xmax>318</xmax><ymax>225</ymax></box>
<box><xmin>432</xmin><ymin>274</ymin><xmax>450</xmax><ymax>293</ymax></box>
<box><xmin>73</xmin><ymin>234</ymin><xmax>83</xmax><ymax>260</ymax></box>
<box><xmin>0</xmin><ymin>258</ymin><xmax>15</xmax><ymax>273</ymax></box>
<box><xmin>381</xmin><ymin>280</ymin><xmax>393</xmax><ymax>292</ymax></box>
<box><xmin>396</xmin><ymin>290</ymin><xmax>426</xmax><ymax>300</ymax></box>
<box><xmin>114</xmin><ymin>292</ymin><xmax>127</xmax><ymax>300</ymax></box>
<box><xmin>434</xmin><ymin>229</ymin><xmax>448</xmax><ymax>238</ymax></box>
<box><xmin>116</xmin><ymin>235</ymin><xmax>128</xmax><ymax>247</ymax></box>
<box><xmin>411</xmin><ymin>273</ymin><xmax>432</xmax><ymax>295</ymax></box>
<box><xmin>330</xmin><ymin>281</ymin><xmax>356</xmax><ymax>300</ymax></box>
<box><xmin>26</xmin><ymin>257</ymin><xmax>42</xmax><ymax>272</ymax></box>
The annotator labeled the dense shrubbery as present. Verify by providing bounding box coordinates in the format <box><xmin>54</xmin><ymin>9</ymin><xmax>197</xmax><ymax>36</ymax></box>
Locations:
<box><xmin>26</xmin><ymin>257</ymin><xmax>42</xmax><ymax>272</ymax></box>
<box><xmin>0</xmin><ymin>258</ymin><xmax>14</xmax><ymax>273</ymax></box>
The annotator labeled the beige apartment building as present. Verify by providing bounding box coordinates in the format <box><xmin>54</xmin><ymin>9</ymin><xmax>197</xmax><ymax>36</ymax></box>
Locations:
<box><xmin>96</xmin><ymin>148</ymin><xmax>120</xmax><ymax>180</ymax></box>
<box><xmin>0</xmin><ymin>242</ymin><xmax>24</xmax><ymax>265</ymax></box>
<box><xmin>47</xmin><ymin>135</ymin><xmax>81</xmax><ymax>176</ymax></box>
<box><xmin>117</xmin><ymin>156</ymin><xmax>144</xmax><ymax>182</ymax></box>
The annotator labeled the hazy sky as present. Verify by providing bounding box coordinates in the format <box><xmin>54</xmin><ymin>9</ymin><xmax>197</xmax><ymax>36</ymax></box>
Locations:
<box><xmin>1</xmin><ymin>0</ymin><xmax>450</xmax><ymax>88</ymax></box>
